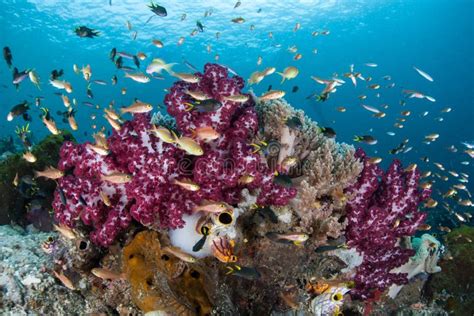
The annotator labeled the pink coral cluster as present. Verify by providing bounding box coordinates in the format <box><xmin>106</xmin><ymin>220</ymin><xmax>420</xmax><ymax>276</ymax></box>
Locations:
<box><xmin>344</xmin><ymin>149</ymin><xmax>431</xmax><ymax>299</ymax></box>
<box><xmin>52</xmin><ymin>63</ymin><xmax>296</xmax><ymax>247</ymax></box>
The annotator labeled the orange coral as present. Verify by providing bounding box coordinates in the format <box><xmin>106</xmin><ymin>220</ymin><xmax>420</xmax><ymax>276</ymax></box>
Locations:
<box><xmin>123</xmin><ymin>230</ymin><xmax>212</xmax><ymax>315</ymax></box>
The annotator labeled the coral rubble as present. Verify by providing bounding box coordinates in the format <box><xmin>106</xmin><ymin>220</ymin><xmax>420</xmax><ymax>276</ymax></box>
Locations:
<box><xmin>0</xmin><ymin>225</ymin><xmax>85</xmax><ymax>315</ymax></box>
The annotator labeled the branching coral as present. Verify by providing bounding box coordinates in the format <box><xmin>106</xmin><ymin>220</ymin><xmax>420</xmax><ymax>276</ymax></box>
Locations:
<box><xmin>344</xmin><ymin>148</ymin><xmax>431</xmax><ymax>299</ymax></box>
<box><xmin>257</xmin><ymin>98</ymin><xmax>362</xmax><ymax>243</ymax></box>
<box><xmin>52</xmin><ymin>63</ymin><xmax>296</xmax><ymax>247</ymax></box>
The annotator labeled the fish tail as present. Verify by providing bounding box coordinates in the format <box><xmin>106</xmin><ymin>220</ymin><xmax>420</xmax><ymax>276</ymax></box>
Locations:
<box><xmin>119</xmin><ymin>107</ymin><xmax>128</xmax><ymax>114</ymax></box>
<box><xmin>170</xmin><ymin>130</ymin><xmax>179</xmax><ymax>143</ymax></box>
<box><xmin>183</xmin><ymin>102</ymin><xmax>194</xmax><ymax>111</ymax></box>
<box><xmin>265</xmin><ymin>232</ymin><xmax>280</xmax><ymax>241</ymax></box>
<box><xmin>276</xmin><ymin>72</ymin><xmax>286</xmax><ymax>84</ymax></box>
<box><xmin>353</xmin><ymin>136</ymin><xmax>361</xmax><ymax>142</ymax></box>
<box><xmin>293</xmin><ymin>241</ymin><xmax>303</xmax><ymax>247</ymax></box>
<box><xmin>164</xmin><ymin>63</ymin><xmax>177</xmax><ymax>74</ymax></box>
<box><xmin>33</xmin><ymin>170</ymin><xmax>41</xmax><ymax>178</ymax></box>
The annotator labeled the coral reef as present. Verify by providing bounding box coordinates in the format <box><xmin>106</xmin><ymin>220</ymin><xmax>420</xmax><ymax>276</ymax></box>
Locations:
<box><xmin>30</xmin><ymin>64</ymin><xmax>440</xmax><ymax>316</ymax></box>
<box><xmin>53</xmin><ymin>63</ymin><xmax>296</xmax><ymax>247</ymax></box>
<box><xmin>0</xmin><ymin>131</ymin><xmax>74</xmax><ymax>227</ymax></box>
<box><xmin>425</xmin><ymin>225</ymin><xmax>474</xmax><ymax>315</ymax></box>
<box><xmin>0</xmin><ymin>225</ymin><xmax>85</xmax><ymax>314</ymax></box>
<box><xmin>257</xmin><ymin>98</ymin><xmax>362</xmax><ymax>244</ymax></box>
<box><xmin>0</xmin><ymin>135</ymin><xmax>16</xmax><ymax>161</ymax></box>
<box><xmin>344</xmin><ymin>148</ymin><xmax>431</xmax><ymax>299</ymax></box>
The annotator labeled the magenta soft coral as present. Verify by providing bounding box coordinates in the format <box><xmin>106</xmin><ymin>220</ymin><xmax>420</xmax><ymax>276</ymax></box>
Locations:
<box><xmin>52</xmin><ymin>63</ymin><xmax>296</xmax><ymax>247</ymax></box>
<box><xmin>344</xmin><ymin>149</ymin><xmax>431</xmax><ymax>299</ymax></box>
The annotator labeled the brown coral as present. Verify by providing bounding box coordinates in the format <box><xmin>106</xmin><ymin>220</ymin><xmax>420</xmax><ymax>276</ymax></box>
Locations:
<box><xmin>256</xmin><ymin>98</ymin><xmax>362</xmax><ymax>244</ymax></box>
<box><xmin>122</xmin><ymin>230</ymin><xmax>212</xmax><ymax>315</ymax></box>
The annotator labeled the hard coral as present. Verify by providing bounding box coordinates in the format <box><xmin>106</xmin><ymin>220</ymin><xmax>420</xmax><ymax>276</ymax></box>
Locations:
<box><xmin>53</xmin><ymin>63</ymin><xmax>295</xmax><ymax>247</ymax></box>
<box><xmin>122</xmin><ymin>230</ymin><xmax>212</xmax><ymax>315</ymax></box>
<box><xmin>344</xmin><ymin>149</ymin><xmax>431</xmax><ymax>299</ymax></box>
<box><xmin>257</xmin><ymin>98</ymin><xmax>362</xmax><ymax>243</ymax></box>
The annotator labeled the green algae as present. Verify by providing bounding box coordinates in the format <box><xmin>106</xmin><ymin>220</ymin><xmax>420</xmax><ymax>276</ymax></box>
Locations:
<box><xmin>0</xmin><ymin>131</ymin><xmax>74</xmax><ymax>225</ymax></box>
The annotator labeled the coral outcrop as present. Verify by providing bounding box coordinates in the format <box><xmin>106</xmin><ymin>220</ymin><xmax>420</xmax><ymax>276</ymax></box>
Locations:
<box><xmin>344</xmin><ymin>149</ymin><xmax>431</xmax><ymax>299</ymax></box>
<box><xmin>38</xmin><ymin>63</ymin><xmax>439</xmax><ymax>316</ymax></box>
<box><xmin>53</xmin><ymin>63</ymin><xmax>296</xmax><ymax>247</ymax></box>
<box><xmin>257</xmin><ymin>98</ymin><xmax>362</xmax><ymax>244</ymax></box>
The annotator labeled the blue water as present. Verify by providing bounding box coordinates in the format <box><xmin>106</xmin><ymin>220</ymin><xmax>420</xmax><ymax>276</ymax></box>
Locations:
<box><xmin>0</xmin><ymin>0</ymin><xmax>473</xmax><ymax>227</ymax></box>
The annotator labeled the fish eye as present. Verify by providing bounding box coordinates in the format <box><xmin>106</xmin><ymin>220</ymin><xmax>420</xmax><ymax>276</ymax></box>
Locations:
<box><xmin>332</xmin><ymin>292</ymin><xmax>343</xmax><ymax>302</ymax></box>
<box><xmin>78</xmin><ymin>240</ymin><xmax>89</xmax><ymax>251</ymax></box>
<box><xmin>218</xmin><ymin>212</ymin><xmax>233</xmax><ymax>225</ymax></box>
<box><xmin>230</xmin><ymin>255</ymin><xmax>238</xmax><ymax>262</ymax></box>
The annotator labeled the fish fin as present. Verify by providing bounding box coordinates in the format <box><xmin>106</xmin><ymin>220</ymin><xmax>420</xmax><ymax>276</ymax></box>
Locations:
<box><xmin>164</xmin><ymin>63</ymin><xmax>177</xmax><ymax>74</ymax></box>
<box><xmin>192</xmin><ymin>235</ymin><xmax>206</xmax><ymax>252</ymax></box>
<box><xmin>276</xmin><ymin>72</ymin><xmax>286</xmax><ymax>84</ymax></box>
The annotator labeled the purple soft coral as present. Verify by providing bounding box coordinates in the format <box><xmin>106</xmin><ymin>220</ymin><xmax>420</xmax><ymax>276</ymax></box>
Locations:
<box><xmin>52</xmin><ymin>63</ymin><xmax>296</xmax><ymax>247</ymax></box>
<box><xmin>344</xmin><ymin>149</ymin><xmax>431</xmax><ymax>299</ymax></box>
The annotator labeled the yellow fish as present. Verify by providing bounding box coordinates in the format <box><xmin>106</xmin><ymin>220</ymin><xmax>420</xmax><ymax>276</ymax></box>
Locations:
<box><xmin>23</xmin><ymin>151</ymin><xmax>37</xmax><ymax>163</ymax></box>
<box><xmin>149</xmin><ymin>125</ymin><xmax>175</xmax><ymax>143</ymax></box>
<box><xmin>276</xmin><ymin>66</ymin><xmax>299</xmax><ymax>83</ymax></box>
<box><xmin>172</xmin><ymin>131</ymin><xmax>204</xmax><ymax>156</ymax></box>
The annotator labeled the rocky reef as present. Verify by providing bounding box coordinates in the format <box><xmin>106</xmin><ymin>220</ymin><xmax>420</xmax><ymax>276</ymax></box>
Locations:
<box><xmin>1</xmin><ymin>63</ymin><xmax>447</xmax><ymax>315</ymax></box>
<box><xmin>425</xmin><ymin>225</ymin><xmax>474</xmax><ymax>315</ymax></box>
<box><xmin>0</xmin><ymin>225</ymin><xmax>85</xmax><ymax>315</ymax></box>
<box><xmin>0</xmin><ymin>131</ymin><xmax>74</xmax><ymax>227</ymax></box>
